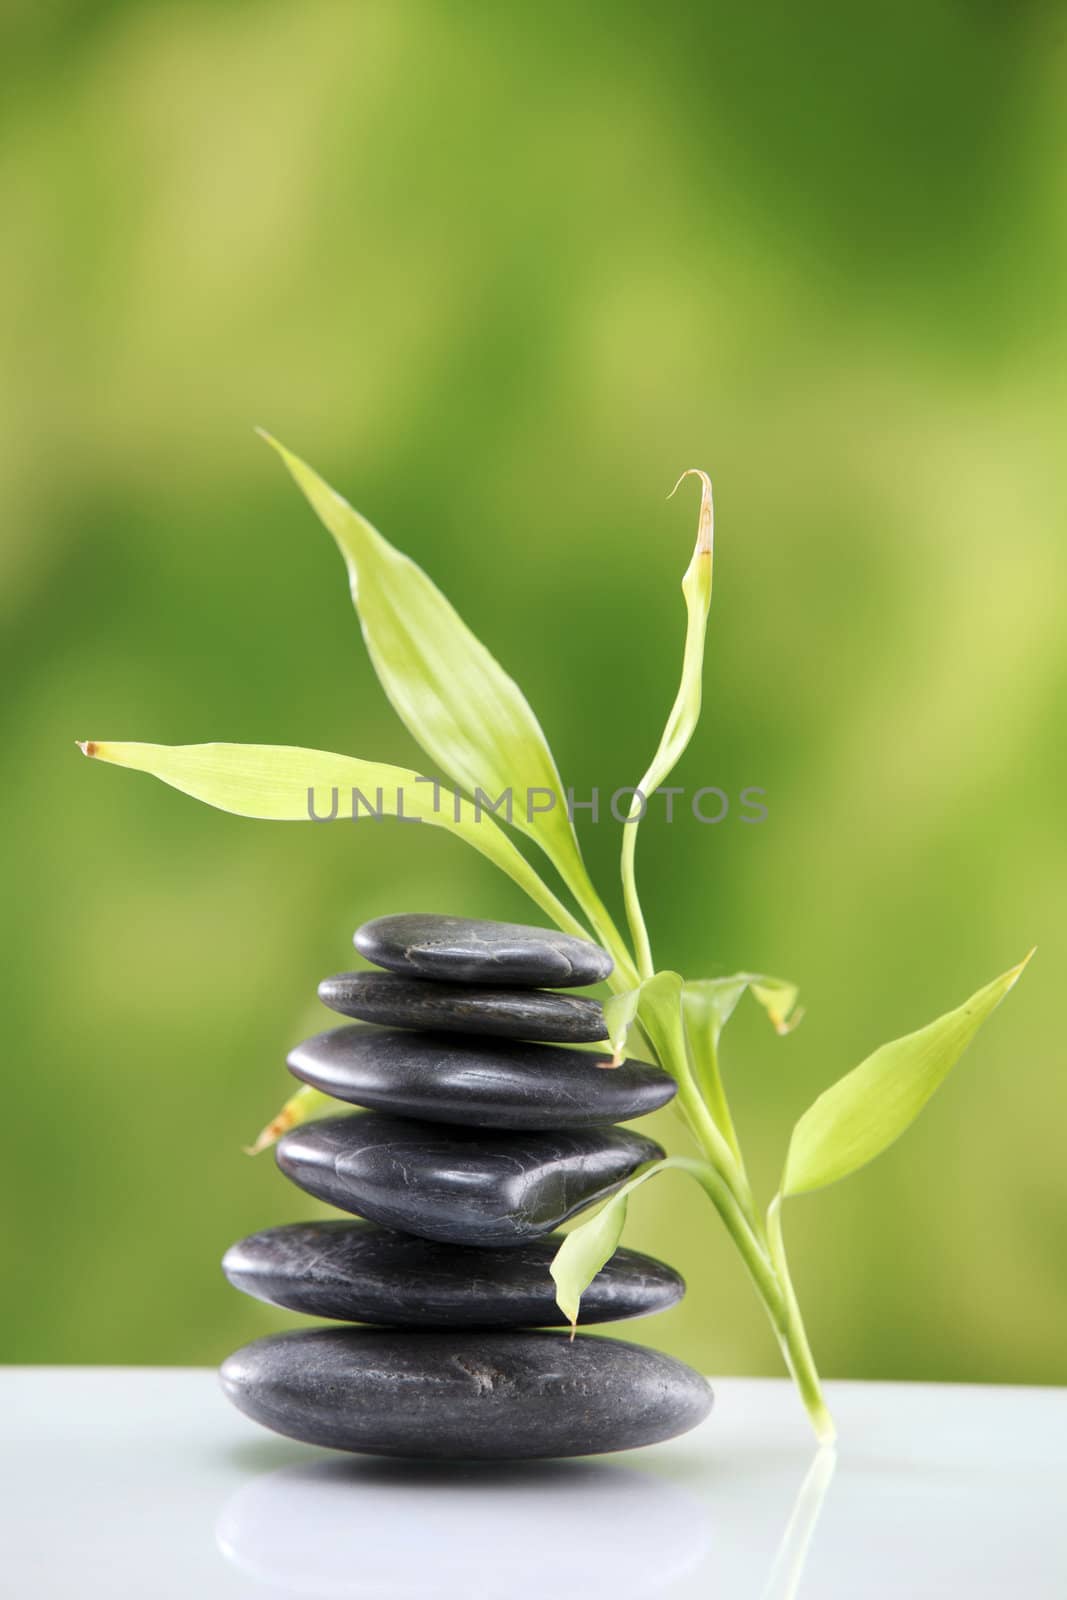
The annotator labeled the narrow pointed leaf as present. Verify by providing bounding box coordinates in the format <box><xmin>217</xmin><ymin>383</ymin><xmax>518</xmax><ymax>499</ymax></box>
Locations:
<box><xmin>550</xmin><ymin>1155</ymin><xmax>711</xmax><ymax>1329</ymax></box>
<box><xmin>634</xmin><ymin>470</ymin><xmax>715</xmax><ymax>795</ymax></box>
<box><xmin>262</xmin><ymin>437</ymin><xmax>591</xmax><ymax>893</ymax></box>
<box><xmin>550</xmin><ymin>1189</ymin><xmax>630</xmax><ymax>1331</ymax></box>
<box><xmin>78</xmin><ymin>740</ymin><xmax>588</xmax><ymax>939</ymax></box>
<box><xmin>783</xmin><ymin>952</ymin><xmax>1034</xmax><ymax>1197</ymax></box>
<box><xmin>621</xmin><ymin>471</ymin><xmax>714</xmax><ymax>973</ymax></box>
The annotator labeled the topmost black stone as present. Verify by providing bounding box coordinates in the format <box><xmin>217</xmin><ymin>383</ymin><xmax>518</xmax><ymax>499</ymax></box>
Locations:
<box><xmin>354</xmin><ymin>913</ymin><xmax>613</xmax><ymax>990</ymax></box>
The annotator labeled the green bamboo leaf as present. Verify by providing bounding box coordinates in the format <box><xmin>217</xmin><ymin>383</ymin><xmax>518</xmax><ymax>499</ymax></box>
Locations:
<box><xmin>602</xmin><ymin>987</ymin><xmax>642</xmax><ymax>1061</ymax></box>
<box><xmin>77</xmin><ymin>740</ymin><xmax>589</xmax><ymax>939</ymax></box>
<box><xmin>550</xmin><ymin>1155</ymin><xmax>709</xmax><ymax>1330</ymax></box>
<box><xmin>621</xmin><ymin>471</ymin><xmax>714</xmax><ymax>977</ymax></box>
<box><xmin>549</xmin><ymin>1188</ymin><xmax>630</xmax><ymax>1332</ymax></box>
<box><xmin>609</xmin><ymin>970</ymin><xmax>756</xmax><ymax>1189</ymax></box>
<box><xmin>260</xmin><ymin>436</ymin><xmax>599</xmax><ymax>905</ymax></box>
<box><xmin>684</xmin><ymin>973</ymin><xmax>803</xmax><ymax>1048</ymax></box>
<box><xmin>681</xmin><ymin>978</ymin><xmax>746</xmax><ymax>1164</ymax></box>
<box><xmin>636</xmin><ymin>471</ymin><xmax>714</xmax><ymax>791</ymax></box>
<box><xmin>631</xmin><ymin>969</ymin><xmax>689</xmax><ymax>1074</ymax></box>
<box><xmin>683</xmin><ymin>976</ymin><xmax>748</xmax><ymax>1042</ymax></box>
<box><xmin>748</xmin><ymin>977</ymin><xmax>803</xmax><ymax>1036</ymax></box>
<box><xmin>782</xmin><ymin>952</ymin><xmax>1034</xmax><ymax>1197</ymax></box>
<box><xmin>681</xmin><ymin>975</ymin><xmax>799</xmax><ymax>1169</ymax></box>
<box><xmin>601</xmin><ymin>969</ymin><xmax>690</xmax><ymax>1078</ymax></box>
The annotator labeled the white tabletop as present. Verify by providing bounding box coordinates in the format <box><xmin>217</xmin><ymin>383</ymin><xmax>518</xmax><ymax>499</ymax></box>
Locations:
<box><xmin>4</xmin><ymin>1368</ymin><xmax>1065</xmax><ymax>1598</ymax></box>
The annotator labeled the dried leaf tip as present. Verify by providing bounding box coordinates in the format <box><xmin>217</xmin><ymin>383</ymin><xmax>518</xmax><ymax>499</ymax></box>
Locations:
<box><xmin>242</xmin><ymin>1129</ymin><xmax>275</xmax><ymax>1157</ymax></box>
<box><xmin>668</xmin><ymin>469</ymin><xmax>714</xmax><ymax>557</ymax></box>
<box><xmin>774</xmin><ymin>1006</ymin><xmax>806</xmax><ymax>1036</ymax></box>
<box><xmin>77</xmin><ymin>740</ymin><xmax>99</xmax><ymax>757</ymax></box>
<box><xmin>244</xmin><ymin>1103</ymin><xmax>297</xmax><ymax>1156</ymax></box>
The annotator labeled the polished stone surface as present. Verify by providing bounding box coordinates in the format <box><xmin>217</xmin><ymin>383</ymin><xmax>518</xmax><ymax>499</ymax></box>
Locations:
<box><xmin>9</xmin><ymin>1370</ymin><xmax>1067</xmax><ymax>1598</ymax></box>
<box><xmin>318</xmin><ymin>971</ymin><xmax>607</xmax><ymax>1042</ymax></box>
<box><xmin>220</xmin><ymin>1327</ymin><xmax>713</xmax><ymax>1459</ymax></box>
<box><xmin>222</xmin><ymin>1218</ymin><xmax>685</xmax><ymax>1327</ymax></box>
<box><xmin>354</xmin><ymin>913</ymin><xmax>614</xmax><ymax>988</ymax></box>
<box><xmin>287</xmin><ymin>1024</ymin><xmax>674</xmax><ymax>1128</ymax></box>
<box><xmin>275</xmin><ymin>1113</ymin><xmax>662</xmax><ymax>1245</ymax></box>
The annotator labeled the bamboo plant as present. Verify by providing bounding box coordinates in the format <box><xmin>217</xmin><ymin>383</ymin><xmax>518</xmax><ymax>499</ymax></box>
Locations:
<box><xmin>80</xmin><ymin>437</ymin><xmax>1031</xmax><ymax>1441</ymax></box>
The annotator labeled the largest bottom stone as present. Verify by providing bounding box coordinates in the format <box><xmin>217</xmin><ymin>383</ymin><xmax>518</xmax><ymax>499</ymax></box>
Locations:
<box><xmin>220</xmin><ymin>1327</ymin><xmax>712</xmax><ymax>1460</ymax></box>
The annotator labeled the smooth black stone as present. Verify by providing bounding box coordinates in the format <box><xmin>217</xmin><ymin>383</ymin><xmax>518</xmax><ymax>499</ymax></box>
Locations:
<box><xmin>354</xmin><ymin>913</ymin><xmax>614</xmax><ymax>989</ymax></box>
<box><xmin>276</xmin><ymin>1113</ymin><xmax>663</xmax><ymax>1246</ymax></box>
<box><xmin>220</xmin><ymin>1327</ymin><xmax>712</xmax><ymax>1459</ymax></box>
<box><xmin>222</xmin><ymin>1219</ymin><xmax>686</xmax><ymax>1327</ymax></box>
<box><xmin>319</xmin><ymin>972</ymin><xmax>608</xmax><ymax>1043</ymax></box>
<box><xmin>287</xmin><ymin>1024</ymin><xmax>675</xmax><ymax>1129</ymax></box>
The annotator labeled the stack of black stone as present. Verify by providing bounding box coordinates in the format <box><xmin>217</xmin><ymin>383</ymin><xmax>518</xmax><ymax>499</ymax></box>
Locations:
<box><xmin>220</xmin><ymin>914</ymin><xmax>712</xmax><ymax>1459</ymax></box>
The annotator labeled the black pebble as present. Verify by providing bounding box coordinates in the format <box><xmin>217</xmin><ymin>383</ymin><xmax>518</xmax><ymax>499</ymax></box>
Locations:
<box><xmin>318</xmin><ymin>971</ymin><xmax>608</xmax><ymax>1043</ymax></box>
<box><xmin>275</xmin><ymin>1113</ymin><xmax>662</xmax><ymax>1246</ymax></box>
<box><xmin>222</xmin><ymin>1218</ymin><xmax>685</xmax><ymax>1327</ymax></box>
<box><xmin>220</xmin><ymin>1326</ymin><xmax>713</xmax><ymax>1459</ymax></box>
<box><xmin>287</xmin><ymin>1024</ymin><xmax>675</xmax><ymax>1129</ymax></box>
<box><xmin>354</xmin><ymin>913</ymin><xmax>614</xmax><ymax>988</ymax></box>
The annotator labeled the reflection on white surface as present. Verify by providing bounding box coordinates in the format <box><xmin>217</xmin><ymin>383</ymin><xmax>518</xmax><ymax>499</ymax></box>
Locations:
<box><xmin>760</xmin><ymin>1446</ymin><xmax>836</xmax><ymax>1600</ymax></box>
<box><xmin>216</xmin><ymin>1437</ymin><xmax>842</xmax><ymax>1600</ymax></box>
<box><xmin>216</xmin><ymin>1456</ymin><xmax>713</xmax><ymax>1598</ymax></box>
<box><xmin>6</xmin><ymin>1374</ymin><xmax>1067</xmax><ymax>1599</ymax></box>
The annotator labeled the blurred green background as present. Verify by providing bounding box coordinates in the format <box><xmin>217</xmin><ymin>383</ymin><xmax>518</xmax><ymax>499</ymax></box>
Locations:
<box><xmin>2</xmin><ymin>0</ymin><xmax>1064</xmax><ymax>1386</ymax></box>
